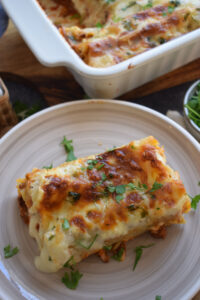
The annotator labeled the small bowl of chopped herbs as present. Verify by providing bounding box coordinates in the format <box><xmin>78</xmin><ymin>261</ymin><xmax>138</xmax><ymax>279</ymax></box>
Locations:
<box><xmin>183</xmin><ymin>80</ymin><xmax>200</xmax><ymax>142</ymax></box>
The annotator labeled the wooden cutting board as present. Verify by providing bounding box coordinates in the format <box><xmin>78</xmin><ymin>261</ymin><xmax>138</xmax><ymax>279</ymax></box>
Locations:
<box><xmin>0</xmin><ymin>21</ymin><xmax>200</xmax><ymax>106</ymax></box>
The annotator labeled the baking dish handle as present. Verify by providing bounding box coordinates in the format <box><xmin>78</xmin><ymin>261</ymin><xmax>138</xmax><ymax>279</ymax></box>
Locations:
<box><xmin>1</xmin><ymin>0</ymin><xmax>77</xmax><ymax>68</ymax></box>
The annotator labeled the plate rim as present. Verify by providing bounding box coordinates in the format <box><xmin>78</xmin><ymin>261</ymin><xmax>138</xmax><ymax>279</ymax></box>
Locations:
<box><xmin>0</xmin><ymin>99</ymin><xmax>200</xmax><ymax>300</ymax></box>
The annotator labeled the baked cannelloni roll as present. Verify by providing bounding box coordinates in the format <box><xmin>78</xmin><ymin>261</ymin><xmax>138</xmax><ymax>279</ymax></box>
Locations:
<box><xmin>17</xmin><ymin>136</ymin><xmax>190</xmax><ymax>273</ymax></box>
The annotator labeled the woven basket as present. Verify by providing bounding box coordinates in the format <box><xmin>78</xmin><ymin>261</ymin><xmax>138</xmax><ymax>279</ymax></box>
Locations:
<box><xmin>0</xmin><ymin>77</ymin><xmax>18</xmax><ymax>137</ymax></box>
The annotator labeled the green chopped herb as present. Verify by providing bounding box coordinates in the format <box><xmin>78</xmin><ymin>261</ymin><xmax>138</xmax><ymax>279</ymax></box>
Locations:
<box><xmin>198</xmin><ymin>181</ymin><xmax>200</xmax><ymax>186</ymax></box>
<box><xmin>99</xmin><ymin>173</ymin><xmax>107</xmax><ymax>184</ymax></box>
<box><xmin>107</xmin><ymin>185</ymin><xmax>116</xmax><ymax>193</ymax></box>
<box><xmin>142</xmin><ymin>0</ymin><xmax>153</xmax><ymax>10</ymax></box>
<box><xmin>123</xmin><ymin>19</ymin><xmax>133</xmax><ymax>31</ymax></box>
<box><xmin>159</xmin><ymin>37</ymin><xmax>166</xmax><ymax>44</ymax></box>
<box><xmin>128</xmin><ymin>182</ymin><xmax>147</xmax><ymax>192</ymax></box>
<box><xmin>96</xmin><ymin>22</ymin><xmax>103</xmax><ymax>28</ymax></box>
<box><xmin>116</xmin><ymin>194</ymin><xmax>124</xmax><ymax>203</ymax></box>
<box><xmin>112</xmin><ymin>15</ymin><xmax>122</xmax><ymax>22</ymax></box>
<box><xmin>170</xmin><ymin>0</ymin><xmax>180</xmax><ymax>6</ymax></box>
<box><xmin>103</xmin><ymin>245</ymin><xmax>112</xmax><ymax>251</ymax></box>
<box><xmin>127</xmin><ymin>204</ymin><xmax>136</xmax><ymax>211</ymax></box>
<box><xmin>70</xmin><ymin>13</ymin><xmax>81</xmax><ymax>19</ymax></box>
<box><xmin>185</xmin><ymin>82</ymin><xmax>200</xmax><ymax>128</ymax></box>
<box><xmin>96</xmin><ymin>163</ymin><xmax>105</xmax><ymax>170</ymax></box>
<box><xmin>122</xmin><ymin>1</ymin><xmax>136</xmax><ymax>11</ymax></box>
<box><xmin>62</xmin><ymin>270</ymin><xmax>83</xmax><ymax>290</ymax></box>
<box><xmin>190</xmin><ymin>194</ymin><xmax>200</xmax><ymax>210</ymax></box>
<box><xmin>61</xmin><ymin>136</ymin><xmax>77</xmax><ymax>162</ymax></box>
<box><xmin>155</xmin><ymin>296</ymin><xmax>162</xmax><ymax>300</ymax></box>
<box><xmin>68</xmin><ymin>35</ymin><xmax>76</xmax><ymax>42</ymax></box>
<box><xmin>116</xmin><ymin>184</ymin><xmax>126</xmax><ymax>194</ymax></box>
<box><xmin>48</xmin><ymin>235</ymin><xmax>55</xmax><ymax>241</ymax></box>
<box><xmin>87</xmin><ymin>159</ymin><xmax>98</xmax><ymax>170</ymax></box>
<box><xmin>162</xmin><ymin>11</ymin><xmax>167</xmax><ymax>16</ymax></box>
<box><xmin>81</xmin><ymin>166</ymin><xmax>86</xmax><ymax>171</ymax></box>
<box><xmin>105</xmin><ymin>0</ymin><xmax>116</xmax><ymax>3</ymax></box>
<box><xmin>42</xmin><ymin>164</ymin><xmax>53</xmax><ymax>169</ymax></box>
<box><xmin>131</xmin><ymin>145</ymin><xmax>136</xmax><ymax>149</ymax></box>
<box><xmin>68</xmin><ymin>191</ymin><xmax>81</xmax><ymax>202</ymax></box>
<box><xmin>64</xmin><ymin>255</ymin><xmax>76</xmax><ymax>269</ymax></box>
<box><xmin>62</xmin><ymin>219</ymin><xmax>70</xmax><ymax>230</ymax></box>
<box><xmin>149</xmin><ymin>182</ymin><xmax>163</xmax><ymax>193</ymax></box>
<box><xmin>112</xmin><ymin>247</ymin><xmax>124</xmax><ymax>261</ymax></box>
<box><xmin>133</xmin><ymin>244</ymin><xmax>154</xmax><ymax>271</ymax></box>
<box><xmin>156</xmin><ymin>207</ymin><xmax>160</xmax><ymax>210</ymax></box>
<box><xmin>77</xmin><ymin>234</ymin><xmax>98</xmax><ymax>249</ymax></box>
<box><xmin>100</xmin><ymin>298</ymin><xmax>104</xmax><ymax>300</ymax></box>
<box><xmin>167</xmin><ymin>6</ymin><xmax>175</xmax><ymax>13</ymax></box>
<box><xmin>4</xmin><ymin>245</ymin><xmax>19</xmax><ymax>259</ymax></box>
<box><xmin>142</xmin><ymin>184</ymin><xmax>148</xmax><ymax>189</ymax></box>
<box><xmin>13</xmin><ymin>100</ymin><xmax>42</xmax><ymax>121</ymax></box>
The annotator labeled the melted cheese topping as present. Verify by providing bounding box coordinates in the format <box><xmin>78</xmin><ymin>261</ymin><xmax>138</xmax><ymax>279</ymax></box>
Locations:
<box><xmin>17</xmin><ymin>136</ymin><xmax>190</xmax><ymax>272</ymax></box>
<box><xmin>37</xmin><ymin>0</ymin><xmax>200</xmax><ymax>67</ymax></box>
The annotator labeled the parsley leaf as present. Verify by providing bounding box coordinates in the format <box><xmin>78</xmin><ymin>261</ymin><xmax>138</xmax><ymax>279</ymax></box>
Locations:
<box><xmin>133</xmin><ymin>244</ymin><xmax>154</xmax><ymax>271</ymax></box>
<box><xmin>96</xmin><ymin>163</ymin><xmax>105</xmax><ymax>170</ymax></box>
<box><xmin>155</xmin><ymin>296</ymin><xmax>162</xmax><ymax>300</ymax></box>
<box><xmin>107</xmin><ymin>185</ymin><xmax>116</xmax><ymax>193</ymax></box>
<box><xmin>68</xmin><ymin>191</ymin><xmax>81</xmax><ymax>202</ymax></box>
<box><xmin>13</xmin><ymin>100</ymin><xmax>42</xmax><ymax>121</ymax></box>
<box><xmin>61</xmin><ymin>136</ymin><xmax>77</xmax><ymax>162</ymax></box>
<box><xmin>116</xmin><ymin>194</ymin><xmax>124</xmax><ymax>203</ymax></box>
<box><xmin>121</xmin><ymin>1</ymin><xmax>136</xmax><ymax>11</ymax></box>
<box><xmin>77</xmin><ymin>234</ymin><xmax>98</xmax><ymax>249</ymax></box>
<box><xmin>42</xmin><ymin>164</ymin><xmax>53</xmax><ymax>169</ymax></box>
<box><xmin>64</xmin><ymin>255</ymin><xmax>76</xmax><ymax>269</ymax></box>
<box><xmin>4</xmin><ymin>245</ymin><xmax>19</xmax><ymax>259</ymax></box>
<box><xmin>190</xmin><ymin>194</ymin><xmax>200</xmax><ymax>210</ymax></box>
<box><xmin>62</xmin><ymin>219</ymin><xmax>70</xmax><ymax>230</ymax></box>
<box><xmin>168</xmin><ymin>6</ymin><xmax>175</xmax><ymax>13</ymax></box>
<box><xmin>103</xmin><ymin>245</ymin><xmax>112</xmax><ymax>251</ymax></box>
<box><xmin>87</xmin><ymin>159</ymin><xmax>98</xmax><ymax>170</ymax></box>
<box><xmin>112</xmin><ymin>248</ymin><xmax>124</xmax><ymax>261</ymax></box>
<box><xmin>96</xmin><ymin>22</ymin><xmax>103</xmax><ymax>28</ymax></box>
<box><xmin>62</xmin><ymin>270</ymin><xmax>83</xmax><ymax>290</ymax></box>
<box><xmin>149</xmin><ymin>182</ymin><xmax>163</xmax><ymax>193</ymax></box>
<box><xmin>115</xmin><ymin>185</ymin><xmax>126</xmax><ymax>194</ymax></box>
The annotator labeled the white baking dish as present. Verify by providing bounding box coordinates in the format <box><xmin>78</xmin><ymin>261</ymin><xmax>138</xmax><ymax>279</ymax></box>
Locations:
<box><xmin>2</xmin><ymin>0</ymin><xmax>200</xmax><ymax>98</ymax></box>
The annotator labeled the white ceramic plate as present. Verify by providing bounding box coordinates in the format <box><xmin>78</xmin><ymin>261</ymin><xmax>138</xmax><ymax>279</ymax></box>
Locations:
<box><xmin>0</xmin><ymin>100</ymin><xmax>199</xmax><ymax>300</ymax></box>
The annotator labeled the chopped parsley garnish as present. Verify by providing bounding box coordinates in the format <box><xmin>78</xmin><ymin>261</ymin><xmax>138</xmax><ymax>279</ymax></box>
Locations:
<box><xmin>87</xmin><ymin>159</ymin><xmax>98</xmax><ymax>170</ymax></box>
<box><xmin>42</xmin><ymin>164</ymin><xmax>53</xmax><ymax>169</ymax></box>
<box><xmin>170</xmin><ymin>0</ymin><xmax>180</xmax><ymax>6</ymax></box>
<box><xmin>77</xmin><ymin>234</ymin><xmax>98</xmax><ymax>250</ymax></box>
<box><xmin>61</xmin><ymin>136</ymin><xmax>77</xmax><ymax>162</ymax></box>
<box><xmin>48</xmin><ymin>235</ymin><xmax>55</xmax><ymax>241</ymax></box>
<box><xmin>121</xmin><ymin>1</ymin><xmax>136</xmax><ymax>11</ymax></box>
<box><xmin>127</xmin><ymin>204</ymin><xmax>136</xmax><ymax>211</ymax></box>
<box><xmin>62</xmin><ymin>270</ymin><xmax>83</xmax><ymax>290</ymax></box>
<box><xmin>159</xmin><ymin>37</ymin><xmax>166</xmax><ymax>44</ymax></box>
<box><xmin>128</xmin><ymin>182</ymin><xmax>147</xmax><ymax>192</ymax></box>
<box><xmin>155</xmin><ymin>296</ymin><xmax>162</xmax><ymax>300</ymax></box>
<box><xmin>68</xmin><ymin>191</ymin><xmax>81</xmax><ymax>202</ymax></box>
<box><xmin>103</xmin><ymin>245</ymin><xmax>112</xmax><ymax>251</ymax></box>
<box><xmin>81</xmin><ymin>166</ymin><xmax>86</xmax><ymax>171</ymax></box>
<box><xmin>62</xmin><ymin>219</ymin><xmax>70</xmax><ymax>230</ymax></box>
<box><xmin>167</xmin><ymin>6</ymin><xmax>175</xmax><ymax>13</ymax></box>
<box><xmin>112</xmin><ymin>248</ymin><xmax>124</xmax><ymax>261</ymax></box>
<box><xmin>70</xmin><ymin>13</ymin><xmax>81</xmax><ymax>19</ymax></box>
<box><xmin>96</xmin><ymin>163</ymin><xmax>105</xmax><ymax>170</ymax></box>
<box><xmin>99</xmin><ymin>173</ymin><xmax>107</xmax><ymax>185</ymax></box>
<box><xmin>115</xmin><ymin>184</ymin><xmax>126</xmax><ymax>194</ymax></box>
<box><xmin>105</xmin><ymin>0</ymin><xmax>116</xmax><ymax>3</ymax></box>
<box><xmin>190</xmin><ymin>194</ymin><xmax>200</xmax><ymax>210</ymax></box>
<box><xmin>64</xmin><ymin>255</ymin><xmax>76</xmax><ymax>269</ymax></box>
<box><xmin>131</xmin><ymin>145</ymin><xmax>136</xmax><ymax>149</ymax></box>
<box><xmin>116</xmin><ymin>194</ymin><xmax>124</xmax><ymax>203</ymax></box>
<box><xmin>198</xmin><ymin>181</ymin><xmax>200</xmax><ymax>186</ymax></box>
<box><xmin>133</xmin><ymin>244</ymin><xmax>154</xmax><ymax>271</ymax></box>
<box><xmin>149</xmin><ymin>182</ymin><xmax>163</xmax><ymax>193</ymax></box>
<box><xmin>13</xmin><ymin>100</ymin><xmax>42</xmax><ymax>121</ymax></box>
<box><xmin>96</xmin><ymin>22</ymin><xmax>103</xmax><ymax>28</ymax></box>
<box><xmin>107</xmin><ymin>185</ymin><xmax>116</xmax><ymax>193</ymax></box>
<box><xmin>142</xmin><ymin>0</ymin><xmax>153</xmax><ymax>10</ymax></box>
<box><xmin>185</xmin><ymin>82</ymin><xmax>200</xmax><ymax>128</ymax></box>
<box><xmin>4</xmin><ymin>245</ymin><xmax>19</xmax><ymax>259</ymax></box>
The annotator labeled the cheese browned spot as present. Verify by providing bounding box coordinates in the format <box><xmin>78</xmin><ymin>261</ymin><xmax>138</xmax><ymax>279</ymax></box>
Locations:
<box><xmin>17</xmin><ymin>136</ymin><xmax>191</xmax><ymax>273</ymax></box>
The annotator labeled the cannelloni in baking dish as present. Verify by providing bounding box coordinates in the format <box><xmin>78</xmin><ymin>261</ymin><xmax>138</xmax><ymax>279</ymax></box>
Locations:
<box><xmin>37</xmin><ymin>0</ymin><xmax>200</xmax><ymax>67</ymax></box>
<box><xmin>17</xmin><ymin>136</ymin><xmax>190</xmax><ymax>273</ymax></box>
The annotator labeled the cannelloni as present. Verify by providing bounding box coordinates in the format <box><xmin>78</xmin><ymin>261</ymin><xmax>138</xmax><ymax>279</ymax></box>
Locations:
<box><xmin>17</xmin><ymin>136</ymin><xmax>190</xmax><ymax>272</ymax></box>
